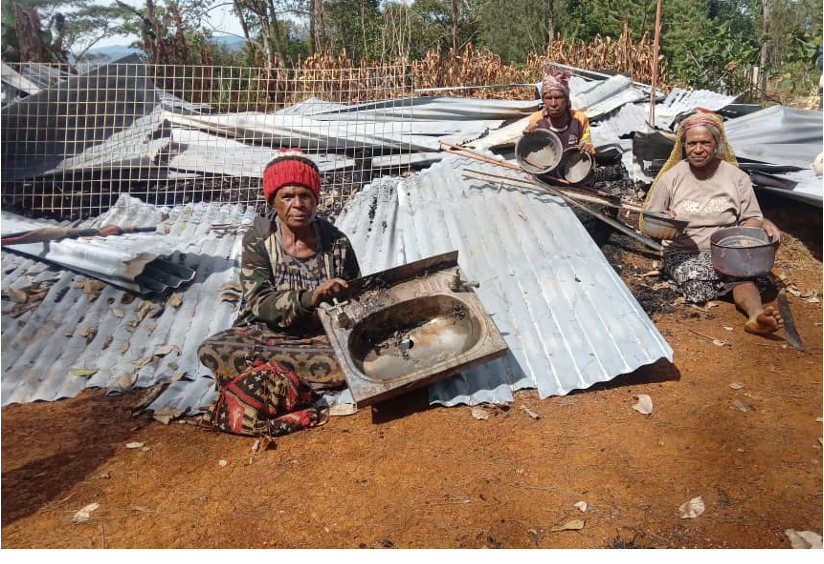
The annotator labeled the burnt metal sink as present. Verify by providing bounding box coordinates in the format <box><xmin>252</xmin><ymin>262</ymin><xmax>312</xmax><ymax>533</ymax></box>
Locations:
<box><xmin>318</xmin><ymin>251</ymin><xmax>508</xmax><ymax>407</ymax></box>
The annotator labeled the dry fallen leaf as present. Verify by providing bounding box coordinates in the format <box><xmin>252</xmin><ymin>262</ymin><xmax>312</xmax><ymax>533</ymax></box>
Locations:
<box><xmin>153</xmin><ymin>344</ymin><xmax>182</xmax><ymax>357</ymax></box>
<box><xmin>125</xmin><ymin>442</ymin><xmax>145</xmax><ymax>449</ymax></box>
<box><xmin>733</xmin><ymin>399</ymin><xmax>754</xmax><ymax>412</ymax></box>
<box><xmin>6</xmin><ymin>286</ymin><xmax>28</xmax><ymax>304</ymax></box>
<box><xmin>520</xmin><ymin>405</ymin><xmax>540</xmax><ymax>419</ymax></box>
<box><xmin>220</xmin><ymin>291</ymin><xmax>241</xmax><ymax>303</ymax></box>
<box><xmin>723</xmin><ymin>326</ymin><xmax>734</xmax><ymax>331</ymax></box>
<box><xmin>71</xmin><ymin>503</ymin><xmax>100</xmax><ymax>524</ymax></box>
<box><xmin>167</xmin><ymin>293</ymin><xmax>183</xmax><ymax>308</ymax></box>
<box><xmin>678</xmin><ymin>496</ymin><xmax>705</xmax><ymax>519</ymax></box>
<box><xmin>471</xmin><ymin>407</ymin><xmax>489</xmax><ymax>420</ymax></box>
<box><xmin>110</xmin><ymin>307</ymin><xmax>124</xmax><ymax>318</ymax></box>
<box><xmin>551</xmin><ymin>519</ymin><xmax>584</xmax><ymax>532</ymax></box>
<box><xmin>153</xmin><ymin>407</ymin><xmax>184</xmax><ymax>425</ymax></box>
<box><xmin>219</xmin><ymin>281</ymin><xmax>242</xmax><ymax>293</ymax></box>
<box><xmin>632</xmin><ymin>394</ymin><xmax>653</xmax><ymax>416</ymax></box>
<box><xmin>785</xmin><ymin>529</ymin><xmax>823</xmax><ymax>549</ymax></box>
<box><xmin>75</xmin><ymin>279</ymin><xmax>106</xmax><ymax>302</ymax></box>
<box><xmin>79</xmin><ymin>326</ymin><xmax>97</xmax><ymax>344</ymax></box>
<box><xmin>70</xmin><ymin>368</ymin><xmax>97</xmax><ymax>378</ymax></box>
<box><xmin>120</xmin><ymin>341</ymin><xmax>130</xmax><ymax>354</ymax></box>
<box><xmin>117</xmin><ymin>373</ymin><xmax>137</xmax><ymax>391</ymax></box>
<box><xmin>729</xmin><ymin>382</ymin><xmax>745</xmax><ymax>390</ymax></box>
<box><xmin>573</xmin><ymin>501</ymin><xmax>588</xmax><ymax>513</ymax></box>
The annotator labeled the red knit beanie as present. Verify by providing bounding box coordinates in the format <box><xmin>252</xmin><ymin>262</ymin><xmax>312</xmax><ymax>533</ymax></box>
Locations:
<box><xmin>263</xmin><ymin>150</ymin><xmax>321</xmax><ymax>205</ymax></box>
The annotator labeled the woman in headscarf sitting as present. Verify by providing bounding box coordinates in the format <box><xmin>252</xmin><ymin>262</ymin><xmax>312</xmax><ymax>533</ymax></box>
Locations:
<box><xmin>198</xmin><ymin>150</ymin><xmax>361</xmax><ymax>388</ymax></box>
<box><xmin>524</xmin><ymin>69</ymin><xmax>594</xmax><ymax>155</ymax></box>
<box><xmin>643</xmin><ymin>110</ymin><xmax>783</xmax><ymax>335</ymax></box>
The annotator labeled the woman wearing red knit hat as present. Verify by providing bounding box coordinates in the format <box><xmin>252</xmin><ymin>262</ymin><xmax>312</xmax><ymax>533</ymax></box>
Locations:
<box><xmin>197</xmin><ymin>151</ymin><xmax>361</xmax><ymax>428</ymax></box>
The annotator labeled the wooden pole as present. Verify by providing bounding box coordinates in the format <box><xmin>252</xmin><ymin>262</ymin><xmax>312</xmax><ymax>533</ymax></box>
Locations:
<box><xmin>649</xmin><ymin>0</ymin><xmax>662</xmax><ymax>126</ymax></box>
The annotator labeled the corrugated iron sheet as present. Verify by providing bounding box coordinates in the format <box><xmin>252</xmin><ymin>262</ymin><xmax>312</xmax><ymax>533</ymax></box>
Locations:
<box><xmin>724</xmin><ymin>105</ymin><xmax>823</xmax><ymax>168</ymax></box>
<box><xmin>1</xmin><ymin>196</ymin><xmax>254</xmax><ymax>411</ymax></box>
<box><xmin>2</xmin><ymin>206</ymin><xmax>196</xmax><ymax>294</ymax></box>
<box><xmin>336</xmin><ymin>154</ymin><xmax>673</xmax><ymax>406</ymax></box>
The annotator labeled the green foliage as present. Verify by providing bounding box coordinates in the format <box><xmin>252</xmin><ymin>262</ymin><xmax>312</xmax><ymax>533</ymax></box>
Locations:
<box><xmin>477</xmin><ymin>0</ymin><xmax>566</xmax><ymax>64</ymax></box>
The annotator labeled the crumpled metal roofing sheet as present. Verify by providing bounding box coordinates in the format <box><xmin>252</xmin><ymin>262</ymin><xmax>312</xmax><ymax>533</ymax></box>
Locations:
<box><xmin>1</xmin><ymin>61</ymin><xmax>161</xmax><ymax>182</ymax></box>
<box><xmin>1</xmin><ymin>196</ymin><xmax>254</xmax><ymax>411</ymax></box>
<box><xmin>724</xmin><ymin>105</ymin><xmax>823</xmax><ymax>168</ymax></box>
<box><xmin>303</xmin><ymin>96</ymin><xmax>540</xmax><ymax>122</ymax></box>
<box><xmin>649</xmin><ymin>88</ymin><xmax>738</xmax><ymax>129</ymax></box>
<box><xmin>1</xmin><ymin>205</ymin><xmax>199</xmax><ymax>294</ymax></box>
<box><xmin>754</xmin><ymin>169</ymin><xmax>823</xmax><ymax>207</ymax></box>
<box><xmin>167</xmin><ymin>129</ymin><xmax>355</xmax><ymax>176</ymax></box>
<box><xmin>336</xmin><ymin>155</ymin><xmax>673</xmax><ymax>405</ymax></box>
<box><xmin>572</xmin><ymin>75</ymin><xmax>646</xmax><ymax>120</ymax></box>
<box><xmin>163</xmin><ymin>110</ymin><xmax>502</xmax><ymax>152</ymax></box>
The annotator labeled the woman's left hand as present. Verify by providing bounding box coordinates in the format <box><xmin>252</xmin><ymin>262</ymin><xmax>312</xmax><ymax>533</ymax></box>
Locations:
<box><xmin>743</xmin><ymin>218</ymin><xmax>781</xmax><ymax>244</ymax></box>
<box><xmin>760</xmin><ymin>218</ymin><xmax>781</xmax><ymax>244</ymax></box>
<box><xmin>579</xmin><ymin>143</ymin><xmax>595</xmax><ymax>155</ymax></box>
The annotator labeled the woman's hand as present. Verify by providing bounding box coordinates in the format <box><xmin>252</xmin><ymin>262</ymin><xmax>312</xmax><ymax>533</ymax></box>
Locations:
<box><xmin>311</xmin><ymin>278</ymin><xmax>349</xmax><ymax>307</ymax></box>
<box><xmin>741</xmin><ymin>219</ymin><xmax>781</xmax><ymax>243</ymax></box>
<box><xmin>760</xmin><ymin>218</ymin><xmax>781</xmax><ymax>243</ymax></box>
<box><xmin>523</xmin><ymin>122</ymin><xmax>538</xmax><ymax>135</ymax></box>
<box><xmin>578</xmin><ymin>143</ymin><xmax>595</xmax><ymax>155</ymax></box>
<box><xmin>742</xmin><ymin>218</ymin><xmax>781</xmax><ymax>244</ymax></box>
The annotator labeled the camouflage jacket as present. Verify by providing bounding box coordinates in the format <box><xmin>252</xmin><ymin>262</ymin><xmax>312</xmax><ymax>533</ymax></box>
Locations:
<box><xmin>234</xmin><ymin>214</ymin><xmax>361</xmax><ymax>333</ymax></box>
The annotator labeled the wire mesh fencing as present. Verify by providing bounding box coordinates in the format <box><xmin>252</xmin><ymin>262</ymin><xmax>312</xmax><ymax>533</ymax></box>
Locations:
<box><xmin>1</xmin><ymin>61</ymin><xmax>415</xmax><ymax>220</ymax></box>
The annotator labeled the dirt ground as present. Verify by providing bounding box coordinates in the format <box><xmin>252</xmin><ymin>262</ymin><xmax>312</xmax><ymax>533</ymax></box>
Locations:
<box><xmin>2</xmin><ymin>198</ymin><xmax>822</xmax><ymax>549</ymax></box>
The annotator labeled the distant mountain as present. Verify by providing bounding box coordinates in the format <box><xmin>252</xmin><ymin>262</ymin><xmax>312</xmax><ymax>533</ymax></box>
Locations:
<box><xmin>211</xmin><ymin>35</ymin><xmax>246</xmax><ymax>52</ymax></box>
<box><xmin>78</xmin><ymin>44</ymin><xmax>142</xmax><ymax>63</ymax></box>
<box><xmin>78</xmin><ymin>35</ymin><xmax>245</xmax><ymax>63</ymax></box>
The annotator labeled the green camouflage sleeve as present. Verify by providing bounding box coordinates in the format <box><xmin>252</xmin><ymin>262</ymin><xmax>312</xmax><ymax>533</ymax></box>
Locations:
<box><xmin>338</xmin><ymin>236</ymin><xmax>361</xmax><ymax>281</ymax></box>
<box><xmin>239</xmin><ymin>231</ymin><xmax>315</xmax><ymax>329</ymax></box>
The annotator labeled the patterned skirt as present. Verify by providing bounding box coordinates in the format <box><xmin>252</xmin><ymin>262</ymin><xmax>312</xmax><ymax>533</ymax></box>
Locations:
<box><xmin>197</xmin><ymin>322</ymin><xmax>345</xmax><ymax>390</ymax></box>
<box><xmin>662</xmin><ymin>251</ymin><xmax>769</xmax><ymax>304</ymax></box>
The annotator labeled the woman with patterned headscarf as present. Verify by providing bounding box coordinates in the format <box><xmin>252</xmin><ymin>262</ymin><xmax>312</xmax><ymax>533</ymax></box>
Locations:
<box><xmin>524</xmin><ymin>69</ymin><xmax>594</xmax><ymax>155</ymax></box>
<box><xmin>644</xmin><ymin>110</ymin><xmax>783</xmax><ymax>336</ymax></box>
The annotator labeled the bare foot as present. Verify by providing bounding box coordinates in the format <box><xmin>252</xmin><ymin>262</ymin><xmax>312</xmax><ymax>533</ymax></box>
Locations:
<box><xmin>744</xmin><ymin>306</ymin><xmax>783</xmax><ymax>335</ymax></box>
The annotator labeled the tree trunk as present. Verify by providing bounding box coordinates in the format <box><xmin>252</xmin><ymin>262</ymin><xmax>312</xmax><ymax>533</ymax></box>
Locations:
<box><xmin>315</xmin><ymin>0</ymin><xmax>325</xmax><ymax>53</ymax></box>
<box><xmin>360</xmin><ymin>0</ymin><xmax>367</xmax><ymax>57</ymax></box>
<box><xmin>309</xmin><ymin>0</ymin><xmax>316</xmax><ymax>54</ymax></box>
<box><xmin>232</xmin><ymin>0</ymin><xmax>252</xmax><ymax>45</ymax></box>
<box><xmin>759</xmin><ymin>0</ymin><xmax>769</xmax><ymax>94</ymax></box>
<box><xmin>266</xmin><ymin>0</ymin><xmax>285</xmax><ymax>66</ymax></box>
<box><xmin>546</xmin><ymin>0</ymin><xmax>555</xmax><ymax>44</ymax></box>
<box><xmin>451</xmin><ymin>0</ymin><xmax>458</xmax><ymax>53</ymax></box>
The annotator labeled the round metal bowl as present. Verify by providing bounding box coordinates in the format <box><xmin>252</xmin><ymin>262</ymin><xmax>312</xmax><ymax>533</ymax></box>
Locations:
<box><xmin>515</xmin><ymin>129</ymin><xmax>564</xmax><ymax>175</ymax></box>
<box><xmin>710</xmin><ymin>226</ymin><xmax>778</xmax><ymax>277</ymax></box>
<box><xmin>640</xmin><ymin>211</ymin><xmax>689</xmax><ymax>240</ymax></box>
<box><xmin>558</xmin><ymin>148</ymin><xmax>593</xmax><ymax>184</ymax></box>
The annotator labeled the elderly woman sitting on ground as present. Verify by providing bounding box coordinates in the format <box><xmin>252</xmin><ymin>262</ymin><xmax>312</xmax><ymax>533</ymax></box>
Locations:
<box><xmin>524</xmin><ymin>69</ymin><xmax>595</xmax><ymax>155</ymax></box>
<box><xmin>198</xmin><ymin>150</ymin><xmax>361</xmax><ymax>389</ymax></box>
<box><xmin>644</xmin><ymin>110</ymin><xmax>783</xmax><ymax>336</ymax></box>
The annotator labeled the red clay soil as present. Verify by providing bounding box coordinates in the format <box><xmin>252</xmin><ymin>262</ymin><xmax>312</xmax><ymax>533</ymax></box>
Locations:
<box><xmin>2</xmin><ymin>204</ymin><xmax>822</xmax><ymax>549</ymax></box>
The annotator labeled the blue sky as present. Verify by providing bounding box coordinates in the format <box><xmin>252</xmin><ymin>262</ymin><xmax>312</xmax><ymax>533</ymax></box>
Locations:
<box><xmin>94</xmin><ymin>0</ymin><xmax>246</xmax><ymax>48</ymax></box>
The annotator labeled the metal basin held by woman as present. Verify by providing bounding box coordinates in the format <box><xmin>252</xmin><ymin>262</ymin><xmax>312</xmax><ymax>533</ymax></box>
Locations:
<box><xmin>641</xmin><ymin>210</ymin><xmax>689</xmax><ymax>240</ymax></box>
<box><xmin>558</xmin><ymin>148</ymin><xmax>593</xmax><ymax>184</ymax></box>
<box><xmin>710</xmin><ymin>226</ymin><xmax>778</xmax><ymax>277</ymax></box>
<box><xmin>515</xmin><ymin>129</ymin><xmax>564</xmax><ymax>174</ymax></box>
